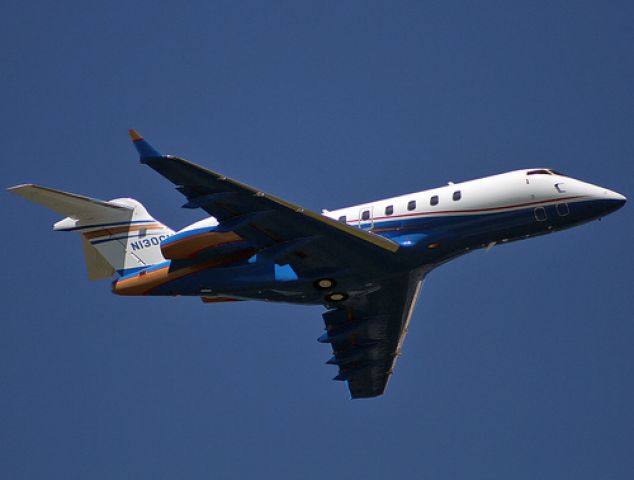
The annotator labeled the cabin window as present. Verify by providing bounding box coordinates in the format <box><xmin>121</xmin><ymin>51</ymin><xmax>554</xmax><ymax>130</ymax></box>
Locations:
<box><xmin>407</xmin><ymin>200</ymin><xmax>416</xmax><ymax>211</ymax></box>
<box><xmin>527</xmin><ymin>169</ymin><xmax>551</xmax><ymax>175</ymax></box>
<box><xmin>430</xmin><ymin>195</ymin><xmax>439</xmax><ymax>206</ymax></box>
<box><xmin>385</xmin><ymin>205</ymin><xmax>394</xmax><ymax>216</ymax></box>
<box><xmin>338</xmin><ymin>215</ymin><xmax>347</xmax><ymax>223</ymax></box>
<box><xmin>453</xmin><ymin>190</ymin><xmax>461</xmax><ymax>201</ymax></box>
<box><xmin>361</xmin><ymin>210</ymin><xmax>370</xmax><ymax>221</ymax></box>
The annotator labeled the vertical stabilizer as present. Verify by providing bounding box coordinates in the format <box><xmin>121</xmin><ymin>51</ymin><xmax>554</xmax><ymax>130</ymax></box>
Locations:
<box><xmin>8</xmin><ymin>184</ymin><xmax>174</xmax><ymax>279</ymax></box>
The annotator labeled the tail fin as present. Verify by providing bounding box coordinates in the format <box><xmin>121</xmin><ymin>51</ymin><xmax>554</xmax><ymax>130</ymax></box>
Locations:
<box><xmin>8</xmin><ymin>184</ymin><xmax>174</xmax><ymax>279</ymax></box>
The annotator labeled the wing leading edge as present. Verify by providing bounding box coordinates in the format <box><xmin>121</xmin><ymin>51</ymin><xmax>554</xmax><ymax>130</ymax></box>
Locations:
<box><xmin>129</xmin><ymin>129</ymin><xmax>397</xmax><ymax>254</ymax></box>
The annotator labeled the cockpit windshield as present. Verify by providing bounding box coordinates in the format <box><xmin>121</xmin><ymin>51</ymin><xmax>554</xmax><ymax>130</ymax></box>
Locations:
<box><xmin>526</xmin><ymin>169</ymin><xmax>566</xmax><ymax>176</ymax></box>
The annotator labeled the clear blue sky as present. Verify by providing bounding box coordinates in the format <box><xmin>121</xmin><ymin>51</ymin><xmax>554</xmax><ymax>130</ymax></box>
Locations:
<box><xmin>2</xmin><ymin>1</ymin><xmax>633</xmax><ymax>478</ymax></box>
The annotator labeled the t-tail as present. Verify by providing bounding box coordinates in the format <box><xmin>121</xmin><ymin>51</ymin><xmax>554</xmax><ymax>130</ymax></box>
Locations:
<box><xmin>7</xmin><ymin>184</ymin><xmax>174</xmax><ymax>279</ymax></box>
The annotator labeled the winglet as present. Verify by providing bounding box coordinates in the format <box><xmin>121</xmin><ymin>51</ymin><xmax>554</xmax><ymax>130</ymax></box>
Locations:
<box><xmin>128</xmin><ymin>129</ymin><xmax>162</xmax><ymax>160</ymax></box>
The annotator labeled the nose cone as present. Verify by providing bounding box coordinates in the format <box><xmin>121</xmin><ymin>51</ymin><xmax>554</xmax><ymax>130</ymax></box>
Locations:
<box><xmin>603</xmin><ymin>189</ymin><xmax>626</xmax><ymax>212</ymax></box>
<box><xmin>573</xmin><ymin>178</ymin><xmax>626</xmax><ymax>219</ymax></box>
<box><xmin>591</xmin><ymin>187</ymin><xmax>626</xmax><ymax>217</ymax></box>
<box><xmin>559</xmin><ymin>177</ymin><xmax>625</xmax><ymax>223</ymax></box>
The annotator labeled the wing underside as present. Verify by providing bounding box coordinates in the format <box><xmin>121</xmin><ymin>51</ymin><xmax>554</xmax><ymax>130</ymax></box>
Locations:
<box><xmin>320</xmin><ymin>269</ymin><xmax>425</xmax><ymax>398</ymax></box>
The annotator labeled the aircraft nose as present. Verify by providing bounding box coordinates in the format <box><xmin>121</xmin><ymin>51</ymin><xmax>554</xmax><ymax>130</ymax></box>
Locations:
<box><xmin>576</xmin><ymin>179</ymin><xmax>627</xmax><ymax>218</ymax></box>
<box><xmin>599</xmin><ymin>188</ymin><xmax>626</xmax><ymax>214</ymax></box>
<box><xmin>605</xmin><ymin>188</ymin><xmax>626</xmax><ymax>203</ymax></box>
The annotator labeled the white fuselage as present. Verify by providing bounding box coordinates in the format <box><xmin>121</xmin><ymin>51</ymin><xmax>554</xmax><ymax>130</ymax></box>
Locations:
<box><xmin>324</xmin><ymin>168</ymin><xmax>624</xmax><ymax>228</ymax></box>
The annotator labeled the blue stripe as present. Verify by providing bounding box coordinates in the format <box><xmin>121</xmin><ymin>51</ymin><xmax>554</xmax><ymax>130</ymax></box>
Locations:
<box><xmin>117</xmin><ymin>261</ymin><xmax>171</xmax><ymax>280</ymax></box>
<box><xmin>57</xmin><ymin>219</ymin><xmax>156</xmax><ymax>232</ymax></box>
<box><xmin>161</xmin><ymin>226</ymin><xmax>217</xmax><ymax>246</ymax></box>
<box><xmin>116</xmin><ymin>266</ymin><xmax>146</xmax><ymax>276</ymax></box>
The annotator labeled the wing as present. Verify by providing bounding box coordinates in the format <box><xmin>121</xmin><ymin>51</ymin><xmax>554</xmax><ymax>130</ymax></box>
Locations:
<box><xmin>130</xmin><ymin>131</ymin><xmax>423</xmax><ymax>398</ymax></box>
<box><xmin>129</xmin><ymin>130</ymin><xmax>400</xmax><ymax>279</ymax></box>
<box><xmin>320</xmin><ymin>268</ymin><xmax>426</xmax><ymax>398</ymax></box>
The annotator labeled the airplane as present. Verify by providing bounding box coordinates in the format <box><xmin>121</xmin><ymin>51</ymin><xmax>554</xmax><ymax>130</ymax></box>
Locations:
<box><xmin>8</xmin><ymin>130</ymin><xmax>626</xmax><ymax>398</ymax></box>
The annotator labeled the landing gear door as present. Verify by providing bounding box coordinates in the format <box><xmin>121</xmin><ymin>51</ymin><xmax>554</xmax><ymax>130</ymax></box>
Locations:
<box><xmin>358</xmin><ymin>207</ymin><xmax>374</xmax><ymax>230</ymax></box>
<box><xmin>534</xmin><ymin>207</ymin><xmax>548</xmax><ymax>222</ymax></box>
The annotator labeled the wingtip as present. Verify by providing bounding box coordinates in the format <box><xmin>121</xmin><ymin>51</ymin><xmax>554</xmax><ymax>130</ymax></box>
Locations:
<box><xmin>128</xmin><ymin>129</ymin><xmax>143</xmax><ymax>142</ymax></box>
<box><xmin>7</xmin><ymin>184</ymin><xmax>34</xmax><ymax>193</ymax></box>
<box><xmin>128</xmin><ymin>129</ymin><xmax>162</xmax><ymax>159</ymax></box>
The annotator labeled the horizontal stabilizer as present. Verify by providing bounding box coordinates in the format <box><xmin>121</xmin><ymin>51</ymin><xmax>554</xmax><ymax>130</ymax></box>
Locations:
<box><xmin>9</xmin><ymin>183</ymin><xmax>174</xmax><ymax>280</ymax></box>
<box><xmin>8</xmin><ymin>184</ymin><xmax>132</xmax><ymax>219</ymax></box>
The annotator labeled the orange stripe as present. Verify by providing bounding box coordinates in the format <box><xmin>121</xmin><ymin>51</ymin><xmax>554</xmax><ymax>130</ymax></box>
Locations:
<box><xmin>112</xmin><ymin>249</ymin><xmax>256</xmax><ymax>296</ymax></box>
<box><xmin>161</xmin><ymin>231</ymin><xmax>243</xmax><ymax>260</ymax></box>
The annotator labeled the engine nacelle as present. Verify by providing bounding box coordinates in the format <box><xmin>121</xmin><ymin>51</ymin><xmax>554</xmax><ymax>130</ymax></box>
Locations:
<box><xmin>160</xmin><ymin>217</ymin><xmax>245</xmax><ymax>260</ymax></box>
